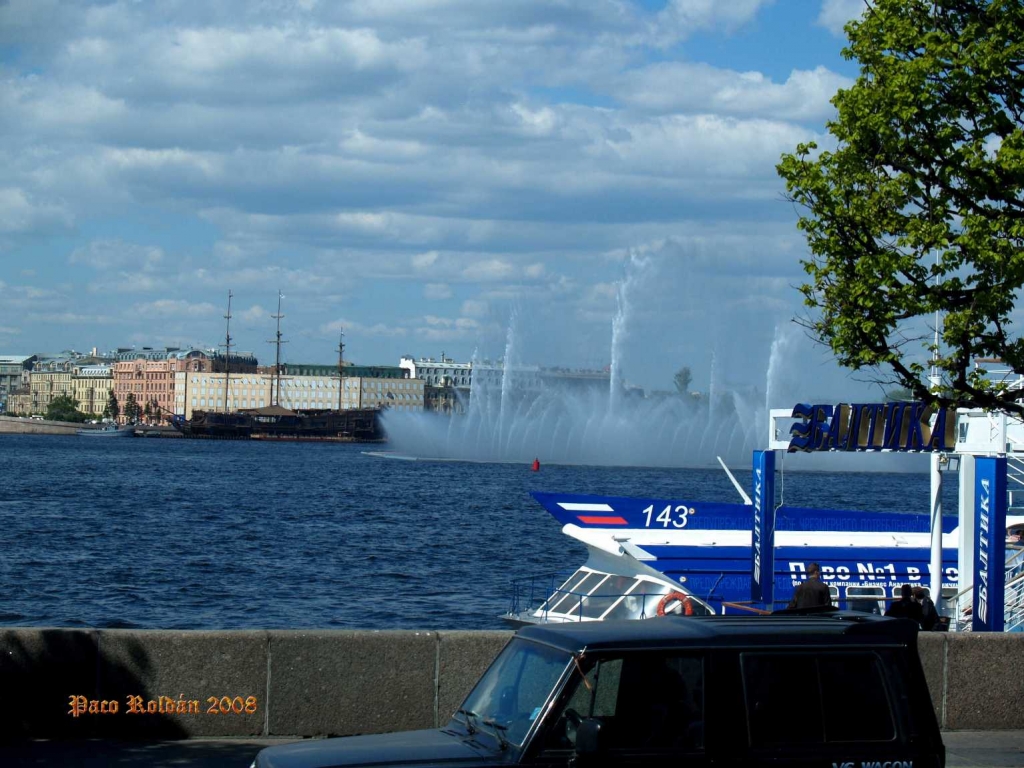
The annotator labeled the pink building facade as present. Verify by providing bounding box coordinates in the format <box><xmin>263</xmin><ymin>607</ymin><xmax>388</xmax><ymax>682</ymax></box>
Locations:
<box><xmin>112</xmin><ymin>351</ymin><xmax>212</xmax><ymax>423</ymax></box>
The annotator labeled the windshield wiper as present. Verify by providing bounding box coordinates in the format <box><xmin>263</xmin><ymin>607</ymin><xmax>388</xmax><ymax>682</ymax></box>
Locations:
<box><xmin>482</xmin><ymin>718</ymin><xmax>511</xmax><ymax>751</ymax></box>
<box><xmin>456</xmin><ymin>708</ymin><xmax>480</xmax><ymax>735</ymax></box>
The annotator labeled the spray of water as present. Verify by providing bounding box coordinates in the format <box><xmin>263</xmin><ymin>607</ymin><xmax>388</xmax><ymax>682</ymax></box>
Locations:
<box><xmin>610</xmin><ymin>251</ymin><xmax>649</xmax><ymax>412</ymax></box>
<box><xmin>765</xmin><ymin>325</ymin><xmax>787</xmax><ymax>439</ymax></box>
<box><xmin>383</xmin><ymin>257</ymin><xmax>773</xmax><ymax>467</ymax></box>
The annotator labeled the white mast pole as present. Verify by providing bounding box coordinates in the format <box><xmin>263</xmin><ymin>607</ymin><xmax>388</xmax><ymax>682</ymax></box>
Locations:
<box><xmin>929</xmin><ymin>254</ymin><xmax>943</xmax><ymax>610</ymax></box>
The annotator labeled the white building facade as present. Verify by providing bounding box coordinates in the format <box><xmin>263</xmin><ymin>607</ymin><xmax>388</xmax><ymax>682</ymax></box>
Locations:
<box><xmin>174</xmin><ymin>372</ymin><xmax>424</xmax><ymax>418</ymax></box>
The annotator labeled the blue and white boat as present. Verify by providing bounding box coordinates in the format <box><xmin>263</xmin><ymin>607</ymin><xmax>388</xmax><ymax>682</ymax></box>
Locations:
<box><xmin>506</xmin><ymin>490</ymin><xmax>1024</xmax><ymax>624</ymax></box>
<box><xmin>77</xmin><ymin>423</ymin><xmax>135</xmax><ymax>437</ymax></box>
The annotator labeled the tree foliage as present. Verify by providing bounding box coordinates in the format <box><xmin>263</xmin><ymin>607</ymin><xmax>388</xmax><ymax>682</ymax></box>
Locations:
<box><xmin>777</xmin><ymin>0</ymin><xmax>1024</xmax><ymax>413</ymax></box>
<box><xmin>45</xmin><ymin>394</ymin><xmax>88</xmax><ymax>423</ymax></box>
<box><xmin>105</xmin><ymin>390</ymin><xmax>120</xmax><ymax>420</ymax></box>
<box><xmin>674</xmin><ymin>366</ymin><xmax>693</xmax><ymax>394</ymax></box>
<box><xmin>123</xmin><ymin>392</ymin><xmax>139</xmax><ymax>423</ymax></box>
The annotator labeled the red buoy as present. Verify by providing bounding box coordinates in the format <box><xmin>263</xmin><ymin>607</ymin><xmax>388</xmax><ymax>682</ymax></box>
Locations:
<box><xmin>531</xmin><ymin>458</ymin><xmax>540</xmax><ymax>471</ymax></box>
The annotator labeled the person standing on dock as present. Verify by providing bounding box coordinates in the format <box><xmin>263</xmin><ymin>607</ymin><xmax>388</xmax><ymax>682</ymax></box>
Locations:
<box><xmin>885</xmin><ymin>584</ymin><xmax>923</xmax><ymax>625</ymax></box>
<box><xmin>787</xmin><ymin>563</ymin><xmax>832</xmax><ymax>609</ymax></box>
<box><xmin>912</xmin><ymin>587</ymin><xmax>937</xmax><ymax>630</ymax></box>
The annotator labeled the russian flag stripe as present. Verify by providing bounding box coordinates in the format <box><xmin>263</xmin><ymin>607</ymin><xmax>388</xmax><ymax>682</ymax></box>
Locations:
<box><xmin>578</xmin><ymin>515</ymin><xmax>629</xmax><ymax>525</ymax></box>
<box><xmin>558</xmin><ymin>502</ymin><xmax>615</xmax><ymax>512</ymax></box>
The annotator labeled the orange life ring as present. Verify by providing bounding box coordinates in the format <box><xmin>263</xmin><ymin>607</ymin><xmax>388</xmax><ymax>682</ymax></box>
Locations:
<box><xmin>657</xmin><ymin>591</ymin><xmax>694</xmax><ymax>617</ymax></box>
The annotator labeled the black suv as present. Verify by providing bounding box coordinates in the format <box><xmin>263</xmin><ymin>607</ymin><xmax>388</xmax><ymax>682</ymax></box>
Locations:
<box><xmin>253</xmin><ymin>612</ymin><xmax>943</xmax><ymax>768</ymax></box>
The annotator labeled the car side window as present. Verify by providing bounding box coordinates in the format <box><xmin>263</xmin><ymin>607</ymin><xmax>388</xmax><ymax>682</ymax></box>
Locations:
<box><xmin>545</xmin><ymin>652</ymin><xmax>703</xmax><ymax>753</ymax></box>
<box><xmin>741</xmin><ymin>651</ymin><xmax>896</xmax><ymax>747</ymax></box>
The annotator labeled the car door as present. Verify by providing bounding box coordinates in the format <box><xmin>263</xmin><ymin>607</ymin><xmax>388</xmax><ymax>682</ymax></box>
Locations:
<box><xmin>524</xmin><ymin>649</ymin><xmax>710</xmax><ymax>768</ymax></box>
<box><xmin>712</xmin><ymin>646</ymin><xmax>917</xmax><ymax>768</ymax></box>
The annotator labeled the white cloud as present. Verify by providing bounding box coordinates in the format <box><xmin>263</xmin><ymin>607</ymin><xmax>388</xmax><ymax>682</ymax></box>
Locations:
<box><xmin>510</xmin><ymin>103</ymin><xmax>560</xmax><ymax>136</ymax></box>
<box><xmin>415</xmin><ymin>314</ymin><xmax>481</xmax><ymax>341</ymax></box>
<box><xmin>611</xmin><ymin>64</ymin><xmax>851</xmax><ymax>121</ymax></box>
<box><xmin>0</xmin><ymin>187</ymin><xmax>71</xmax><ymax>234</ymax></box>
<box><xmin>240</xmin><ymin>305</ymin><xmax>267</xmax><ymax>323</ymax></box>
<box><xmin>462</xmin><ymin>259</ymin><xmax>515</xmax><ymax>281</ymax></box>
<box><xmin>817</xmin><ymin>0</ymin><xmax>869</xmax><ymax>37</ymax></box>
<box><xmin>596</xmin><ymin>114</ymin><xmax>819</xmax><ymax>186</ymax></box>
<box><xmin>655</xmin><ymin>0</ymin><xmax>773</xmax><ymax>42</ymax></box>
<box><xmin>424</xmin><ymin>283</ymin><xmax>453</xmax><ymax>300</ymax></box>
<box><xmin>334</xmin><ymin>211</ymin><xmax>391</xmax><ymax>232</ymax></box>
<box><xmin>214</xmin><ymin>242</ymin><xmax>246</xmax><ymax>266</ymax></box>
<box><xmin>461</xmin><ymin>299</ymin><xmax>488</xmax><ymax>318</ymax></box>
<box><xmin>90</xmin><ymin>273</ymin><xmax>161</xmax><ymax>293</ymax></box>
<box><xmin>412</xmin><ymin>251</ymin><xmax>439</xmax><ymax>270</ymax></box>
<box><xmin>2</xmin><ymin>79</ymin><xmax>127</xmax><ymax>129</ymax></box>
<box><xmin>0</xmin><ymin>0</ymin><xmax>854</xmax><ymax>385</ymax></box>
<box><xmin>189</xmin><ymin>265</ymin><xmax>335</xmax><ymax>294</ymax></box>
<box><xmin>320</xmin><ymin>318</ymin><xmax>408</xmax><ymax>337</ymax></box>
<box><xmin>340</xmin><ymin>129</ymin><xmax>427</xmax><ymax>161</ymax></box>
<box><xmin>0</xmin><ymin>325</ymin><xmax>21</xmax><ymax>335</ymax></box>
<box><xmin>132</xmin><ymin>300</ymin><xmax>219</xmax><ymax>319</ymax></box>
<box><xmin>70</xmin><ymin>240</ymin><xmax>164</xmax><ymax>271</ymax></box>
<box><xmin>3</xmin><ymin>285</ymin><xmax>63</xmax><ymax>310</ymax></box>
<box><xmin>26</xmin><ymin>311</ymin><xmax>115</xmax><ymax>325</ymax></box>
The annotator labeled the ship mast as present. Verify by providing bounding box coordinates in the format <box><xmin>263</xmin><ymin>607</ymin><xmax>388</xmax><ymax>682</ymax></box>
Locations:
<box><xmin>268</xmin><ymin>291</ymin><xmax>287</xmax><ymax>407</ymax></box>
<box><xmin>336</xmin><ymin>328</ymin><xmax>345</xmax><ymax>411</ymax></box>
<box><xmin>222</xmin><ymin>290</ymin><xmax>233</xmax><ymax>414</ymax></box>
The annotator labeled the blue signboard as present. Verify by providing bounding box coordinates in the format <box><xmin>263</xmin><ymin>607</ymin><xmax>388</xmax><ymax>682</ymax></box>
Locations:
<box><xmin>752</xmin><ymin>450</ymin><xmax>775</xmax><ymax>606</ymax></box>
<box><xmin>788</xmin><ymin>402</ymin><xmax>956</xmax><ymax>452</ymax></box>
<box><xmin>973</xmin><ymin>457</ymin><xmax>1007</xmax><ymax>632</ymax></box>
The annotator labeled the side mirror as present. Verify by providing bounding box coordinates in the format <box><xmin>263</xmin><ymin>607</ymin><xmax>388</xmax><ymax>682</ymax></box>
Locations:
<box><xmin>574</xmin><ymin>718</ymin><xmax>604</xmax><ymax>756</ymax></box>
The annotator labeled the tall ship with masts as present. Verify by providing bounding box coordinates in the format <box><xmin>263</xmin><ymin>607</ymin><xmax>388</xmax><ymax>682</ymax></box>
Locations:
<box><xmin>172</xmin><ymin>292</ymin><xmax>387</xmax><ymax>441</ymax></box>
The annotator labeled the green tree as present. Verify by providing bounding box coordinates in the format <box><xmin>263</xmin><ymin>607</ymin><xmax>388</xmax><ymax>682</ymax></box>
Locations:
<box><xmin>777</xmin><ymin>0</ymin><xmax>1024</xmax><ymax>414</ymax></box>
<box><xmin>143</xmin><ymin>401</ymin><xmax>152</xmax><ymax>420</ymax></box>
<box><xmin>124</xmin><ymin>392</ymin><xmax>139</xmax><ymax>423</ymax></box>
<box><xmin>673</xmin><ymin>366</ymin><xmax>693</xmax><ymax>395</ymax></box>
<box><xmin>104</xmin><ymin>390</ymin><xmax>120</xmax><ymax>421</ymax></box>
<box><xmin>45</xmin><ymin>394</ymin><xmax>88</xmax><ymax>423</ymax></box>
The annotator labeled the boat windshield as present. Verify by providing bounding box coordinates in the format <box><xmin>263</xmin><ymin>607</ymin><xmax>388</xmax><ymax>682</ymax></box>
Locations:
<box><xmin>456</xmin><ymin>638</ymin><xmax>571</xmax><ymax>747</ymax></box>
<box><xmin>534</xmin><ymin>568</ymin><xmax>683</xmax><ymax>620</ymax></box>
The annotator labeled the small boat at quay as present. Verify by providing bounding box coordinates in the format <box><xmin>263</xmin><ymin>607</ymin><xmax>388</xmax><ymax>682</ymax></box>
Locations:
<box><xmin>77</xmin><ymin>423</ymin><xmax>135</xmax><ymax>437</ymax></box>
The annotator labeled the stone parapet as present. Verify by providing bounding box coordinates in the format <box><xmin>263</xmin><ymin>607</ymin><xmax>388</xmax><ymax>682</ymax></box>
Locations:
<box><xmin>3</xmin><ymin>627</ymin><xmax>1022</xmax><ymax>740</ymax></box>
<box><xmin>0</xmin><ymin>628</ymin><xmax>513</xmax><ymax>740</ymax></box>
<box><xmin>0</xmin><ymin>416</ymin><xmax>83</xmax><ymax>435</ymax></box>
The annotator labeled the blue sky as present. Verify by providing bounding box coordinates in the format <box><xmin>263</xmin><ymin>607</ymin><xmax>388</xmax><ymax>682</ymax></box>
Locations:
<box><xmin>0</xmin><ymin>0</ymin><xmax>886</xmax><ymax>399</ymax></box>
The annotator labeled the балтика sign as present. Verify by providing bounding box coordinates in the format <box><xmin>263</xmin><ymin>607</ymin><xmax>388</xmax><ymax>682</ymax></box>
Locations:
<box><xmin>788</xmin><ymin>402</ymin><xmax>956</xmax><ymax>453</ymax></box>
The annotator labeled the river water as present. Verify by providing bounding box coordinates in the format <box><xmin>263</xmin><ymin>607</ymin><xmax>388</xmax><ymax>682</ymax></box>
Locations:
<box><xmin>0</xmin><ymin>435</ymin><xmax>957</xmax><ymax>629</ymax></box>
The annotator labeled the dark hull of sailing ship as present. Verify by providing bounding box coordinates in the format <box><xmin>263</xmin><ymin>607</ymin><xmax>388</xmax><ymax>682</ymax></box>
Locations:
<box><xmin>172</xmin><ymin>407</ymin><xmax>385</xmax><ymax>441</ymax></box>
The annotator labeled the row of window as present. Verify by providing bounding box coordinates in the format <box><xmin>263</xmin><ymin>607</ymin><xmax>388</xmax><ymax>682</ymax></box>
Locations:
<box><xmin>186</xmin><ymin>399</ymin><xmax>421</xmax><ymax>411</ymax></box>
<box><xmin>829</xmin><ymin>583</ymin><xmax>954</xmax><ymax>615</ymax></box>
<box><xmin>185</xmin><ymin>377</ymin><xmax>421</xmax><ymax>391</ymax></box>
<box><xmin>193</xmin><ymin>399</ymin><xmax>267</xmax><ymax>409</ymax></box>
<box><xmin>563</xmin><ymin>651</ymin><xmax>891</xmax><ymax>752</ymax></box>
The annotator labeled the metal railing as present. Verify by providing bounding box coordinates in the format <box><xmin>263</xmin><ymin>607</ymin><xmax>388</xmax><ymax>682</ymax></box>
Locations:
<box><xmin>506</xmin><ymin>570</ymin><xmax>575</xmax><ymax>619</ymax></box>
<box><xmin>1004</xmin><ymin>548</ymin><xmax>1024</xmax><ymax>632</ymax></box>
<box><xmin>944</xmin><ymin>547</ymin><xmax>1024</xmax><ymax>632</ymax></box>
<box><xmin>507</xmin><ymin>572</ymin><xmax>675</xmax><ymax>623</ymax></box>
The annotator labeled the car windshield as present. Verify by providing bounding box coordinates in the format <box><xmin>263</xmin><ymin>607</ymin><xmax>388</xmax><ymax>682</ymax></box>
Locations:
<box><xmin>456</xmin><ymin>638</ymin><xmax>572</xmax><ymax>747</ymax></box>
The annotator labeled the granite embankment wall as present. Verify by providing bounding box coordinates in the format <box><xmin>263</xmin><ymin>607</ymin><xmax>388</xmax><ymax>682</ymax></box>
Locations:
<box><xmin>0</xmin><ymin>629</ymin><xmax>1021</xmax><ymax>741</ymax></box>
<box><xmin>0</xmin><ymin>415</ymin><xmax>81</xmax><ymax>435</ymax></box>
